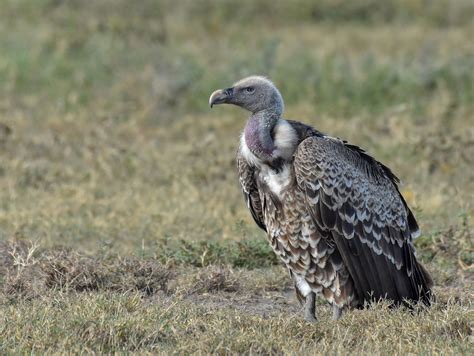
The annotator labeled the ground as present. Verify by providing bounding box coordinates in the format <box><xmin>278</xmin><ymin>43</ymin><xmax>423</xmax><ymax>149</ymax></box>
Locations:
<box><xmin>0</xmin><ymin>0</ymin><xmax>473</xmax><ymax>353</ymax></box>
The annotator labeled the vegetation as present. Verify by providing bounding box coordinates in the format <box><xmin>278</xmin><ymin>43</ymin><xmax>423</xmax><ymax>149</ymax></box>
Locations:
<box><xmin>0</xmin><ymin>0</ymin><xmax>473</xmax><ymax>353</ymax></box>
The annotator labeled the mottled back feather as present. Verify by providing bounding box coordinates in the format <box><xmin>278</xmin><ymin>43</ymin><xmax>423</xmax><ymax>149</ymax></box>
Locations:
<box><xmin>293</xmin><ymin>135</ymin><xmax>433</xmax><ymax>305</ymax></box>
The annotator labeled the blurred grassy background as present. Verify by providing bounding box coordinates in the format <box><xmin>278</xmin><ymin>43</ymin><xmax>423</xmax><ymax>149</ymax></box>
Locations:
<box><xmin>0</xmin><ymin>0</ymin><xmax>473</xmax><ymax>353</ymax></box>
<box><xmin>0</xmin><ymin>0</ymin><xmax>472</xmax><ymax>254</ymax></box>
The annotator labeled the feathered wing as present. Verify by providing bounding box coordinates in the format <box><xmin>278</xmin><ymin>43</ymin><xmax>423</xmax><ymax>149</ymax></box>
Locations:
<box><xmin>237</xmin><ymin>153</ymin><xmax>266</xmax><ymax>231</ymax></box>
<box><xmin>294</xmin><ymin>136</ymin><xmax>433</xmax><ymax>306</ymax></box>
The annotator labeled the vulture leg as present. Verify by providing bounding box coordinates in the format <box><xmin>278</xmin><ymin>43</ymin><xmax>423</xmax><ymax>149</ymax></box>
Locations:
<box><xmin>303</xmin><ymin>292</ymin><xmax>317</xmax><ymax>322</ymax></box>
<box><xmin>332</xmin><ymin>305</ymin><xmax>344</xmax><ymax>320</ymax></box>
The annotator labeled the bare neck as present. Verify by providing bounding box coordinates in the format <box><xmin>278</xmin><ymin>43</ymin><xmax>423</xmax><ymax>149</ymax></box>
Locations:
<box><xmin>244</xmin><ymin>110</ymin><xmax>280</xmax><ymax>161</ymax></box>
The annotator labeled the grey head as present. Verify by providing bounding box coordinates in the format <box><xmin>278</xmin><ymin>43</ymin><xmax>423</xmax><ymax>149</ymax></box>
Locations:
<box><xmin>209</xmin><ymin>76</ymin><xmax>284</xmax><ymax>117</ymax></box>
<box><xmin>209</xmin><ymin>76</ymin><xmax>289</xmax><ymax>165</ymax></box>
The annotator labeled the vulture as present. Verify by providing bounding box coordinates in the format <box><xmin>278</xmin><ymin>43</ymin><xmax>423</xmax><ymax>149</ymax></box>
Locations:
<box><xmin>209</xmin><ymin>76</ymin><xmax>433</xmax><ymax>321</ymax></box>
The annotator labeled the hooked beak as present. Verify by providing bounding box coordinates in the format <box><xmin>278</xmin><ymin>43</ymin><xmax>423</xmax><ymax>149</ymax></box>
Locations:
<box><xmin>209</xmin><ymin>87</ymin><xmax>233</xmax><ymax>108</ymax></box>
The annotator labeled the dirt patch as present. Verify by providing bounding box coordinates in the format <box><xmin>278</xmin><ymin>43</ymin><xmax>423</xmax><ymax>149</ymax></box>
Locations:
<box><xmin>182</xmin><ymin>289</ymin><xmax>301</xmax><ymax>318</ymax></box>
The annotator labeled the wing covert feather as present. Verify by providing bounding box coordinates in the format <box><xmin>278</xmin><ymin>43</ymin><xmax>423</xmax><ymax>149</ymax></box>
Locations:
<box><xmin>294</xmin><ymin>136</ymin><xmax>432</xmax><ymax>304</ymax></box>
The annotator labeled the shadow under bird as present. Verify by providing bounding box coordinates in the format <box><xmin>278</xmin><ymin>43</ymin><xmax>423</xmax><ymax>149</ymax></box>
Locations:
<box><xmin>209</xmin><ymin>76</ymin><xmax>433</xmax><ymax>321</ymax></box>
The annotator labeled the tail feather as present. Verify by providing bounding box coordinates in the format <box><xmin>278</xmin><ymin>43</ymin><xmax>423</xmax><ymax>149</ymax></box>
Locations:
<box><xmin>415</xmin><ymin>261</ymin><xmax>434</xmax><ymax>305</ymax></box>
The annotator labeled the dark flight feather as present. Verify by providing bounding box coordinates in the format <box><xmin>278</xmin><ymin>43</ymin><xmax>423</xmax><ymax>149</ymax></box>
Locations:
<box><xmin>294</xmin><ymin>135</ymin><xmax>432</xmax><ymax>306</ymax></box>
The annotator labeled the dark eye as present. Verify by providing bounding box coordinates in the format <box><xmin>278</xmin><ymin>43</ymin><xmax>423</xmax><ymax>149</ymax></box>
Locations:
<box><xmin>245</xmin><ymin>87</ymin><xmax>255</xmax><ymax>93</ymax></box>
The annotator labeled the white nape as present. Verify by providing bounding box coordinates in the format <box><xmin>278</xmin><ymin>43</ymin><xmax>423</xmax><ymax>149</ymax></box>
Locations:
<box><xmin>272</xmin><ymin>119</ymin><xmax>298</xmax><ymax>160</ymax></box>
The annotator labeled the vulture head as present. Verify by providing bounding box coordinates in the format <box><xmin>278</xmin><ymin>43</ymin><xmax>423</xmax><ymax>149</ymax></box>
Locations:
<box><xmin>209</xmin><ymin>76</ymin><xmax>284</xmax><ymax>116</ymax></box>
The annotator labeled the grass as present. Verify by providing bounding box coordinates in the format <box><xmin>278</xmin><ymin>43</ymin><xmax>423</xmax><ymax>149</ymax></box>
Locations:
<box><xmin>0</xmin><ymin>0</ymin><xmax>473</xmax><ymax>353</ymax></box>
<box><xmin>1</xmin><ymin>241</ymin><xmax>472</xmax><ymax>353</ymax></box>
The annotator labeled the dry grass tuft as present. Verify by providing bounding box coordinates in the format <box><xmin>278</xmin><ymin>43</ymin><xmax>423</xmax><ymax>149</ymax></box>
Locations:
<box><xmin>1</xmin><ymin>240</ymin><xmax>44</xmax><ymax>300</ymax></box>
<box><xmin>114</xmin><ymin>257</ymin><xmax>174</xmax><ymax>295</ymax></box>
<box><xmin>1</xmin><ymin>242</ymin><xmax>175</xmax><ymax>301</ymax></box>
<box><xmin>189</xmin><ymin>266</ymin><xmax>240</xmax><ymax>294</ymax></box>
<box><xmin>41</xmin><ymin>250</ymin><xmax>107</xmax><ymax>292</ymax></box>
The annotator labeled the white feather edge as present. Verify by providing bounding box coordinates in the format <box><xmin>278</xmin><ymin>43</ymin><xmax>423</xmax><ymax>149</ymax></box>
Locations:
<box><xmin>294</xmin><ymin>273</ymin><xmax>312</xmax><ymax>297</ymax></box>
